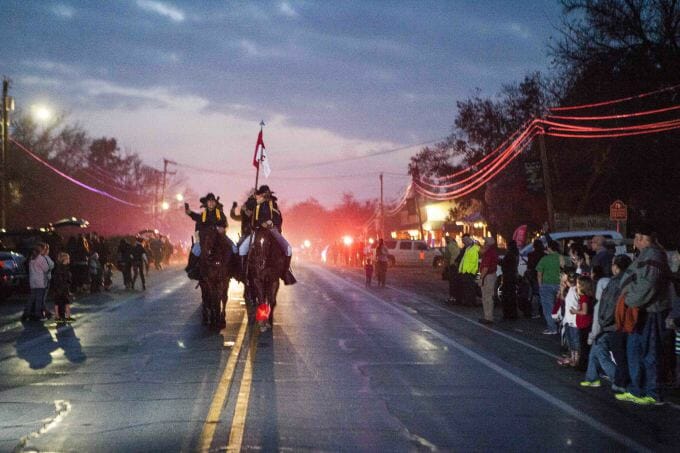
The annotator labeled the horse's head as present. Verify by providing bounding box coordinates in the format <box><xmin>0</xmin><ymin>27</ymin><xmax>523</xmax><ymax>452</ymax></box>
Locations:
<box><xmin>198</xmin><ymin>226</ymin><xmax>218</xmax><ymax>256</ymax></box>
<box><xmin>198</xmin><ymin>226</ymin><xmax>231</xmax><ymax>268</ymax></box>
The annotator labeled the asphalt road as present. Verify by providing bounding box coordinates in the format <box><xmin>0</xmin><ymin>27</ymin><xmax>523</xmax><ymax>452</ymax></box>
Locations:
<box><xmin>0</xmin><ymin>263</ymin><xmax>679</xmax><ymax>452</ymax></box>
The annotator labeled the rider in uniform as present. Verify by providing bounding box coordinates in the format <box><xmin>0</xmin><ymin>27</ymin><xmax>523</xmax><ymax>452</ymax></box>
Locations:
<box><xmin>184</xmin><ymin>193</ymin><xmax>232</xmax><ymax>277</ymax></box>
<box><xmin>237</xmin><ymin>185</ymin><xmax>296</xmax><ymax>285</ymax></box>
<box><xmin>186</xmin><ymin>193</ymin><xmax>227</xmax><ymax>231</ymax></box>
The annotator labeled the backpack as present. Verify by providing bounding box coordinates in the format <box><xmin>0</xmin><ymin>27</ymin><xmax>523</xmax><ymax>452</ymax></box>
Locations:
<box><xmin>615</xmin><ymin>292</ymin><xmax>639</xmax><ymax>333</ymax></box>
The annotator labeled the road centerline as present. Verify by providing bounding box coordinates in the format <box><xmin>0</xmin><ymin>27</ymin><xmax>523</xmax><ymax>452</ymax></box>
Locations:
<box><xmin>198</xmin><ymin>311</ymin><xmax>248</xmax><ymax>453</ymax></box>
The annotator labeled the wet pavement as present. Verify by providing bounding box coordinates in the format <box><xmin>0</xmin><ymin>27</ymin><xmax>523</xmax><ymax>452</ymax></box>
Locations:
<box><xmin>0</xmin><ymin>263</ymin><xmax>679</xmax><ymax>452</ymax></box>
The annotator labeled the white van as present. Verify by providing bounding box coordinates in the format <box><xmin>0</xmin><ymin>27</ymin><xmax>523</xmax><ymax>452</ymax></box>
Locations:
<box><xmin>382</xmin><ymin>240</ymin><xmax>442</xmax><ymax>267</ymax></box>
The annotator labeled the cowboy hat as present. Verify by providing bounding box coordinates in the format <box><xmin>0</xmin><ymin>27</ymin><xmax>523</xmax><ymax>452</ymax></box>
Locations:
<box><xmin>199</xmin><ymin>192</ymin><xmax>220</xmax><ymax>206</ymax></box>
<box><xmin>255</xmin><ymin>185</ymin><xmax>272</xmax><ymax>195</ymax></box>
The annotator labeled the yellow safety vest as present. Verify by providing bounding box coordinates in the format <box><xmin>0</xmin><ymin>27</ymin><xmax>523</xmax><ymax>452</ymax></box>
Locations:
<box><xmin>459</xmin><ymin>244</ymin><xmax>480</xmax><ymax>274</ymax></box>
<box><xmin>202</xmin><ymin>208</ymin><xmax>221</xmax><ymax>223</ymax></box>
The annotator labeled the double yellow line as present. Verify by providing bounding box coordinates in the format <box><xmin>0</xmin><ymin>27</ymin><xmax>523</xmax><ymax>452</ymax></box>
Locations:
<box><xmin>198</xmin><ymin>312</ymin><xmax>259</xmax><ymax>452</ymax></box>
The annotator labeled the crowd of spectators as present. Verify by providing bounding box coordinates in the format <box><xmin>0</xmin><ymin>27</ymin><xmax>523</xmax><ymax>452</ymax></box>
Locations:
<box><xmin>534</xmin><ymin>227</ymin><xmax>679</xmax><ymax>405</ymax></box>
<box><xmin>442</xmin><ymin>226</ymin><xmax>679</xmax><ymax>405</ymax></box>
<box><xmin>17</xmin><ymin>231</ymin><xmax>179</xmax><ymax>324</ymax></box>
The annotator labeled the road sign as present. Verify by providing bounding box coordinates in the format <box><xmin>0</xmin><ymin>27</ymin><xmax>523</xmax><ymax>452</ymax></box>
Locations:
<box><xmin>610</xmin><ymin>200</ymin><xmax>628</xmax><ymax>221</ymax></box>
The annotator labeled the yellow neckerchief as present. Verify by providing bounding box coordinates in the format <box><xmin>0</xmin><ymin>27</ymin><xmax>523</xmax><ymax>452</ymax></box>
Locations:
<box><xmin>202</xmin><ymin>208</ymin><xmax>221</xmax><ymax>223</ymax></box>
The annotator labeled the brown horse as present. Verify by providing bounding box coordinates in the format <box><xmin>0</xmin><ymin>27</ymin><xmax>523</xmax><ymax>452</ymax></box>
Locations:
<box><xmin>198</xmin><ymin>226</ymin><xmax>237</xmax><ymax>329</ymax></box>
<box><xmin>246</xmin><ymin>228</ymin><xmax>287</xmax><ymax>331</ymax></box>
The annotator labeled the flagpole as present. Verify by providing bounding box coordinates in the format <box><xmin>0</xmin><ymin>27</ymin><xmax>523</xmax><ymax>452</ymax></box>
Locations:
<box><xmin>253</xmin><ymin>120</ymin><xmax>264</xmax><ymax>193</ymax></box>
<box><xmin>245</xmin><ymin>121</ymin><xmax>265</xmax><ymax>290</ymax></box>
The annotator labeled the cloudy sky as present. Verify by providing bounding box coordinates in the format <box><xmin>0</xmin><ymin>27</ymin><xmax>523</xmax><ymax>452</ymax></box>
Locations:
<box><xmin>2</xmin><ymin>0</ymin><xmax>563</xmax><ymax>206</ymax></box>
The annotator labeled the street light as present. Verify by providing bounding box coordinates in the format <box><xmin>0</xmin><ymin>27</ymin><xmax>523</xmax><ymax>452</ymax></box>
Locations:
<box><xmin>175</xmin><ymin>193</ymin><xmax>184</xmax><ymax>202</ymax></box>
<box><xmin>161</xmin><ymin>201</ymin><xmax>170</xmax><ymax>211</ymax></box>
<box><xmin>31</xmin><ymin>104</ymin><xmax>52</xmax><ymax>123</ymax></box>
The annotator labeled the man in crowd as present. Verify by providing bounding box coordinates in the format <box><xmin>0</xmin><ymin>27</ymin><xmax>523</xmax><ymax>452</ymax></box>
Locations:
<box><xmin>616</xmin><ymin>224</ymin><xmax>672</xmax><ymax>405</ymax></box>
<box><xmin>478</xmin><ymin>237</ymin><xmax>499</xmax><ymax>324</ymax></box>
<box><xmin>590</xmin><ymin>235</ymin><xmax>614</xmax><ymax>278</ymax></box>
<box><xmin>444</xmin><ymin>236</ymin><xmax>461</xmax><ymax>304</ymax></box>
<box><xmin>537</xmin><ymin>240</ymin><xmax>562</xmax><ymax>335</ymax></box>
<box><xmin>458</xmin><ymin>234</ymin><xmax>480</xmax><ymax>306</ymax></box>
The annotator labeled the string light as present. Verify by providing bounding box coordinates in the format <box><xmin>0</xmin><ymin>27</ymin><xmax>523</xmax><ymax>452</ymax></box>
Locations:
<box><xmin>549</xmin><ymin>83</ymin><xmax>680</xmax><ymax>112</ymax></box>
<box><xmin>547</xmin><ymin>104</ymin><xmax>680</xmax><ymax>121</ymax></box>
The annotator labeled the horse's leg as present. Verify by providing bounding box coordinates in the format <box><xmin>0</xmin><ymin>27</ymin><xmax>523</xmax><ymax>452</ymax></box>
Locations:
<box><xmin>267</xmin><ymin>278</ymin><xmax>279</xmax><ymax>328</ymax></box>
<box><xmin>200</xmin><ymin>283</ymin><xmax>209</xmax><ymax>325</ymax></box>
<box><xmin>219</xmin><ymin>280</ymin><xmax>228</xmax><ymax>329</ymax></box>
<box><xmin>211</xmin><ymin>289</ymin><xmax>220</xmax><ymax>330</ymax></box>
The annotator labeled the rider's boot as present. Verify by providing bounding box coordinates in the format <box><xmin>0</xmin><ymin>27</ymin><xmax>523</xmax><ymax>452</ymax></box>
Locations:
<box><xmin>239</xmin><ymin>255</ymin><xmax>247</xmax><ymax>281</ymax></box>
<box><xmin>282</xmin><ymin>255</ymin><xmax>297</xmax><ymax>286</ymax></box>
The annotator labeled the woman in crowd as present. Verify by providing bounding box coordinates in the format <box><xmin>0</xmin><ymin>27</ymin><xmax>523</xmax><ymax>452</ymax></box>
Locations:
<box><xmin>22</xmin><ymin>243</ymin><xmax>51</xmax><ymax>321</ymax></box>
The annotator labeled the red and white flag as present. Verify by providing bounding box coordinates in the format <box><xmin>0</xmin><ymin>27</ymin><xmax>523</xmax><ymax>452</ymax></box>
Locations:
<box><xmin>252</xmin><ymin>130</ymin><xmax>271</xmax><ymax>178</ymax></box>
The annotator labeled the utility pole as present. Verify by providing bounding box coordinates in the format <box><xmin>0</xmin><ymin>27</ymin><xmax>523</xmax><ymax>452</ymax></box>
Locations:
<box><xmin>538</xmin><ymin>132</ymin><xmax>555</xmax><ymax>231</ymax></box>
<box><xmin>160</xmin><ymin>158</ymin><xmax>177</xmax><ymax>207</ymax></box>
<box><xmin>379</xmin><ymin>173</ymin><xmax>385</xmax><ymax>239</ymax></box>
<box><xmin>414</xmin><ymin>192</ymin><xmax>425</xmax><ymax>240</ymax></box>
<box><xmin>152</xmin><ymin>170</ymin><xmax>161</xmax><ymax>229</ymax></box>
<box><xmin>1</xmin><ymin>78</ymin><xmax>12</xmax><ymax>231</ymax></box>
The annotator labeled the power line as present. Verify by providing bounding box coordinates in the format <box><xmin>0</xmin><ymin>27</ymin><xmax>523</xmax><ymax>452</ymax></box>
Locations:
<box><xmin>275</xmin><ymin>138</ymin><xmax>445</xmax><ymax>171</ymax></box>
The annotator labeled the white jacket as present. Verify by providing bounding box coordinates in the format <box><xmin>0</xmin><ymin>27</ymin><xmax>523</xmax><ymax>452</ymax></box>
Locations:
<box><xmin>29</xmin><ymin>256</ymin><xmax>51</xmax><ymax>289</ymax></box>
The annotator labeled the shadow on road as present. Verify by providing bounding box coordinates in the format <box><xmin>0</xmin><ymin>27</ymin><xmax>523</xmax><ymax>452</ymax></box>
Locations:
<box><xmin>15</xmin><ymin>321</ymin><xmax>87</xmax><ymax>369</ymax></box>
<box><xmin>15</xmin><ymin>321</ymin><xmax>57</xmax><ymax>369</ymax></box>
<box><xmin>55</xmin><ymin>325</ymin><xmax>87</xmax><ymax>363</ymax></box>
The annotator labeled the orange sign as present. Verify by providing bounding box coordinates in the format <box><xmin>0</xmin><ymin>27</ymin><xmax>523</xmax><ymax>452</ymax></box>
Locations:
<box><xmin>610</xmin><ymin>200</ymin><xmax>627</xmax><ymax>221</ymax></box>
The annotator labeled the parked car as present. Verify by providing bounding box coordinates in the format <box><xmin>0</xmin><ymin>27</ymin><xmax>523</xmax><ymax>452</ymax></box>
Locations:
<box><xmin>0</xmin><ymin>251</ymin><xmax>28</xmax><ymax>300</ymax></box>
<box><xmin>382</xmin><ymin>239</ymin><xmax>443</xmax><ymax>267</ymax></box>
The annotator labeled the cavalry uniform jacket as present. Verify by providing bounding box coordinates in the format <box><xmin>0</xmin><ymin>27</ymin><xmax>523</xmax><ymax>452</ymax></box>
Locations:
<box><xmin>254</xmin><ymin>198</ymin><xmax>283</xmax><ymax>232</ymax></box>
<box><xmin>230</xmin><ymin>197</ymin><xmax>256</xmax><ymax>237</ymax></box>
<box><xmin>187</xmin><ymin>207</ymin><xmax>227</xmax><ymax>231</ymax></box>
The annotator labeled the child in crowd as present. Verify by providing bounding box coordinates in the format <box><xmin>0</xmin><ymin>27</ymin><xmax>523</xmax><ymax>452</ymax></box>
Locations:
<box><xmin>557</xmin><ymin>273</ymin><xmax>579</xmax><ymax>366</ymax></box>
<box><xmin>364</xmin><ymin>259</ymin><xmax>374</xmax><ymax>287</ymax></box>
<box><xmin>52</xmin><ymin>252</ymin><xmax>74</xmax><ymax>324</ymax></box>
<box><xmin>103</xmin><ymin>262</ymin><xmax>114</xmax><ymax>291</ymax></box>
<box><xmin>565</xmin><ymin>276</ymin><xmax>594</xmax><ymax>367</ymax></box>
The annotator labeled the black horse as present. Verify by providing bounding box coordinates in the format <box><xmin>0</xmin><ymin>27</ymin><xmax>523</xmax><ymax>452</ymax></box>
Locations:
<box><xmin>198</xmin><ymin>226</ymin><xmax>238</xmax><ymax>329</ymax></box>
<box><xmin>246</xmin><ymin>228</ymin><xmax>287</xmax><ymax>331</ymax></box>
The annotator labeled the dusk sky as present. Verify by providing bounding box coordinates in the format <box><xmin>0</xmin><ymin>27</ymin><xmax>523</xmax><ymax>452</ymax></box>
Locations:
<box><xmin>2</xmin><ymin>0</ymin><xmax>563</xmax><ymax>207</ymax></box>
